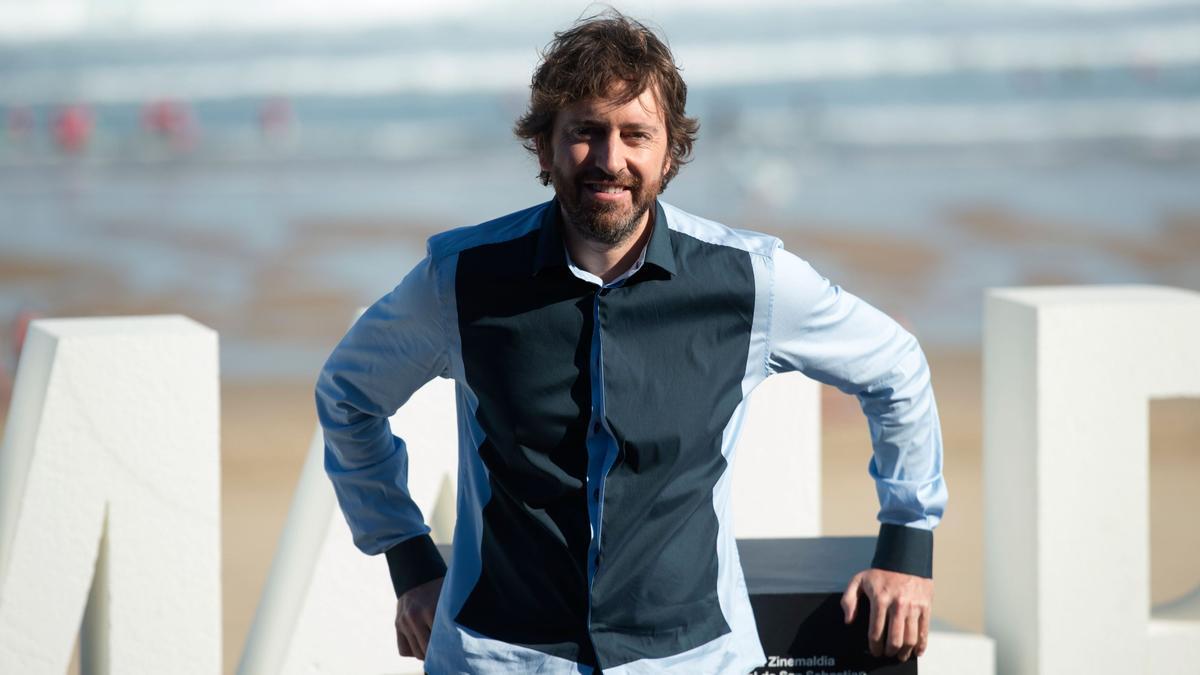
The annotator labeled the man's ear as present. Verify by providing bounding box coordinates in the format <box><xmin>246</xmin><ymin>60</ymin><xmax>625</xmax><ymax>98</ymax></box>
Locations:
<box><xmin>536</xmin><ymin>136</ymin><xmax>552</xmax><ymax>174</ymax></box>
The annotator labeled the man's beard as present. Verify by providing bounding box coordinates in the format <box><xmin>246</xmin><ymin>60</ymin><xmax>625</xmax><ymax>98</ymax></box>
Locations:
<box><xmin>553</xmin><ymin>165</ymin><xmax>658</xmax><ymax>246</ymax></box>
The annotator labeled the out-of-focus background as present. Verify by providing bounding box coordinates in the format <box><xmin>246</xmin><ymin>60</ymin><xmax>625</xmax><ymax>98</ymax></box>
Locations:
<box><xmin>1</xmin><ymin>1</ymin><xmax>1197</xmax><ymax>672</ymax></box>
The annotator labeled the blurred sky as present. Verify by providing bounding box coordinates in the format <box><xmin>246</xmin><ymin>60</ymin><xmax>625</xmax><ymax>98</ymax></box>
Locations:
<box><xmin>3</xmin><ymin>0</ymin><xmax>1199</xmax><ymax>39</ymax></box>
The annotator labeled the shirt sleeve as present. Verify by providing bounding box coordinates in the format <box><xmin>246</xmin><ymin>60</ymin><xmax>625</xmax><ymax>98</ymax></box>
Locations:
<box><xmin>766</xmin><ymin>244</ymin><xmax>947</xmax><ymax>578</ymax></box>
<box><xmin>315</xmin><ymin>254</ymin><xmax>449</xmax><ymax>596</ymax></box>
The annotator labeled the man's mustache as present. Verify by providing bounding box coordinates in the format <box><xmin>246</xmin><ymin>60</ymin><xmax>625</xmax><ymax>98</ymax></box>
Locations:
<box><xmin>576</xmin><ymin>169</ymin><xmax>640</xmax><ymax>189</ymax></box>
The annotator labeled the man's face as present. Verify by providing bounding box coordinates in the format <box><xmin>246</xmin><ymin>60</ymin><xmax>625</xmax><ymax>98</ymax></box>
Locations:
<box><xmin>539</xmin><ymin>85</ymin><xmax>672</xmax><ymax>246</ymax></box>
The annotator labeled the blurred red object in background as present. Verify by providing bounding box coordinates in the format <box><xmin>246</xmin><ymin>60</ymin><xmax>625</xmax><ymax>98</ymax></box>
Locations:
<box><xmin>142</xmin><ymin>99</ymin><xmax>199</xmax><ymax>152</ymax></box>
<box><xmin>52</xmin><ymin>104</ymin><xmax>92</xmax><ymax>154</ymax></box>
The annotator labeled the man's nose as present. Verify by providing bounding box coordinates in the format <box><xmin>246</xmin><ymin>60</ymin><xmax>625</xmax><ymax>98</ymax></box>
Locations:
<box><xmin>592</xmin><ymin>131</ymin><xmax>626</xmax><ymax>176</ymax></box>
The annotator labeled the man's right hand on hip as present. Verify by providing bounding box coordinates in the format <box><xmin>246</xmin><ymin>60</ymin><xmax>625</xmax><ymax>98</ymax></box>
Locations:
<box><xmin>395</xmin><ymin>576</ymin><xmax>444</xmax><ymax>660</ymax></box>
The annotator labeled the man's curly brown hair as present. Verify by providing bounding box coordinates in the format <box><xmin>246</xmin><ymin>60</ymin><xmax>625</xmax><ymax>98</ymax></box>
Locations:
<box><xmin>514</xmin><ymin>10</ymin><xmax>700</xmax><ymax>190</ymax></box>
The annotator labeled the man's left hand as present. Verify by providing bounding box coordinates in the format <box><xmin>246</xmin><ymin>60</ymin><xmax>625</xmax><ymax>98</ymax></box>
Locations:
<box><xmin>841</xmin><ymin>568</ymin><xmax>933</xmax><ymax>662</ymax></box>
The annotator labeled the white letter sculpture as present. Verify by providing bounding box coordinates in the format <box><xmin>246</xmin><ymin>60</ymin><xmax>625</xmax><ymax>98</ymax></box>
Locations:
<box><xmin>984</xmin><ymin>285</ymin><xmax>1200</xmax><ymax>675</ymax></box>
<box><xmin>734</xmin><ymin>372</ymin><xmax>821</xmax><ymax>538</ymax></box>
<box><xmin>238</xmin><ymin>376</ymin><xmax>458</xmax><ymax>675</ymax></box>
<box><xmin>0</xmin><ymin>316</ymin><xmax>220</xmax><ymax>675</ymax></box>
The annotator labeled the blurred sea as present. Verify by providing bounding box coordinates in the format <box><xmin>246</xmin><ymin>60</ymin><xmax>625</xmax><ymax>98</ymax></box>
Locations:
<box><xmin>2</xmin><ymin>2</ymin><xmax>1199</xmax><ymax>379</ymax></box>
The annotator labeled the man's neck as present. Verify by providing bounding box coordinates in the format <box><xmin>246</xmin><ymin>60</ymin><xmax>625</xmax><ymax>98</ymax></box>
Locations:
<box><xmin>560</xmin><ymin>206</ymin><xmax>654</xmax><ymax>285</ymax></box>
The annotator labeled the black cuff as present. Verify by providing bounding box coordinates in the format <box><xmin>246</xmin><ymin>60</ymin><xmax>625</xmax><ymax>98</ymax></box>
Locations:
<box><xmin>384</xmin><ymin>534</ymin><xmax>447</xmax><ymax>597</ymax></box>
<box><xmin>870</xmin><ymin>523</ymin><xmax>933</xmax><ymax>579</ymax></box>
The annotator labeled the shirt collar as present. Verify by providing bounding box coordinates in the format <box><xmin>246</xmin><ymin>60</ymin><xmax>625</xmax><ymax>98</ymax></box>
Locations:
<box><xmin>564</xmin><ymin>235</ymin><xmax>648</xmax><ymax>287</ymax></box>
<box><xmin>531</xmin><ymin>197</ymin><xmax>677</xmax><ymax>278</ymax></box>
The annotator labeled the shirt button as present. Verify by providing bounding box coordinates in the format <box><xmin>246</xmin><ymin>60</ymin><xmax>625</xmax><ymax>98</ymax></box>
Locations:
<box><xmin>593</xmin><ymin>421</ymin><xmax>601</xmax><ymax>434</ymax></box>
<box><xmin>592</xmin><ymin>487</ymin><xmax>600</xmax><ymax>500</ymax></box>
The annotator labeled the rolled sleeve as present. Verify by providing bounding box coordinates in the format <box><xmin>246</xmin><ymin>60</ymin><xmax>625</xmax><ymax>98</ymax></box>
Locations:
<box><xmin>766</xmin><ymin>245</ymin><xmax>947</xmax><ymax>578</ymax></box>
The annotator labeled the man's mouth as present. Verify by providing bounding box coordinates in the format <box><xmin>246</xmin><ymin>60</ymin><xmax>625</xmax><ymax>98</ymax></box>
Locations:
<box><xmin>584</xmin><ymin>182</ymin><xmax>631</xmax><ymax>194</ymax></box>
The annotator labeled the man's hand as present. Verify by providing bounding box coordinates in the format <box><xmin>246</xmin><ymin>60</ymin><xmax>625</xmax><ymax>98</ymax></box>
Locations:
<box><xmin>841</xmin><ymin>568</ymin><xmax>933</xmax><ymax>662</ymax></box>
<box><xmin>395</xmin><ymin>576</ymin><xmax>444</xmax><ymax>660</ymax></box>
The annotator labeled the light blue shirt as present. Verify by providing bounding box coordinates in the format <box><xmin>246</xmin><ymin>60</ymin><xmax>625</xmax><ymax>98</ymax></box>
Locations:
<box><xmin>317</xmin><ymin>199</ymin><xmax>947</xmax><ymax>674</ymax></box>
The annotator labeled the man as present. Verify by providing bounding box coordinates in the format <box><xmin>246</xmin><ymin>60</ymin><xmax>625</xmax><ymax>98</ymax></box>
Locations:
<box><xmin>317</xmin><ymin>11</ymin><xmax>946</xmax><ymax>674</ymax></box>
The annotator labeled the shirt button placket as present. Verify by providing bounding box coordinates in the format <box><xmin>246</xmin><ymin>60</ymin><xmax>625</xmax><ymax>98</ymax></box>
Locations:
<box><xmin>591</xmin><ymin>287</ymin><xmax>605</xmax><ymax>582</ymax></box>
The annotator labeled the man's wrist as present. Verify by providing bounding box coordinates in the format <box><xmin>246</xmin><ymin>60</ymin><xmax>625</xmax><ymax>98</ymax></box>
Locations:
<box><xmin>385</xmin><ymin>533</ymin><xmax>448</xmax><ymax>597</ymax></box>
<box><xmin>870</xmin><ymin>523</ymin><xmax>933</xmax><ymax>579</ymax></box>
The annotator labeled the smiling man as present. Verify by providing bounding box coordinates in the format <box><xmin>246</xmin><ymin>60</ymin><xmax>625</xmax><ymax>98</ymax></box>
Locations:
<box><xmin>539</xmin><ymin>85</ymin><xmax>669</xmax><ymax>285</ymax></box>
<box><xmin>316</xmin><ymin>11</ymin><xmax>946</xmax><ymax>675</ymax></box>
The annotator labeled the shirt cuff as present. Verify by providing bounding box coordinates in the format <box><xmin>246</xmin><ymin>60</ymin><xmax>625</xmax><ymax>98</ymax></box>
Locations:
<box><xmin>384</xmin><ymin>534</ymin><xmax>448</xmax><ymax>597</ymax></box>
<box><xmin>870</xmin><ymin>523</ymin><xmax>933</xmax><ymax>579</ymax></box>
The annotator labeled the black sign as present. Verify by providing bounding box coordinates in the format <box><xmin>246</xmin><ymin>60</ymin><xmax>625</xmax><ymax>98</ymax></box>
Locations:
<box><xmin>738</xmin><ymin>538</ymin><xmax>918</xmax><ymax>675</ymax></box>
